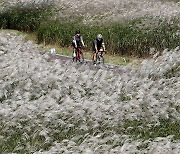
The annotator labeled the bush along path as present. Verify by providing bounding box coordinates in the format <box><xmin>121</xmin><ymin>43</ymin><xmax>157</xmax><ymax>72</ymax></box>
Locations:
<box><xmin>0</xmin><ymin>31</ymin><xmax>180</xmax><ymax>153</ymax></box>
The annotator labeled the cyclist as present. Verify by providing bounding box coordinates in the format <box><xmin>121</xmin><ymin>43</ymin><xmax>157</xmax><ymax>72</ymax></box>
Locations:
<box><xmin>72</xmin><ymin>30</ymin><xmax>85</xmax><ymax>59</ymax></box>
<box><xmin>92</xmin><ymin>34</ymin><xmax>106</xmax><ymax>65</ymax></box>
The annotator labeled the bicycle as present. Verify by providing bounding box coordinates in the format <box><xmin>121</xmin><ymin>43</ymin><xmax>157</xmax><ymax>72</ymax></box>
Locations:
<box><xmin>97</xmin><ymin>50</ymin><xmax>104</xmax><ymax>64</ymax></box>
<box><xmin>72</xmin><ymin>47</ymin><xmax>84</xmax><ymax>63</ymax></box>
<box><xmin>93</xmin><ymin>48</ymin><xmax>105</xmax><ymax>65</ymax></box>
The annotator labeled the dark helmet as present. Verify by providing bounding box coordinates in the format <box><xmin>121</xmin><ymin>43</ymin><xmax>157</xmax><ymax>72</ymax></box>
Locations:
<box><xmin>75</xmin><ymin>30</ymin><xmax>80</xmax><ymax>34</ymax></box>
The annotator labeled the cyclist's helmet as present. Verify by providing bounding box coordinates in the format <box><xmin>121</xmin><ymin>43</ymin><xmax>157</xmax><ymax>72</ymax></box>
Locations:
<box><xmin>75</xmin><ymin>30</ymin><xmax>80</xmax><ymax>34</ymax></box>
<box><xmin>97</xmin><ymin>34</ymin><xmax>103</xmax><ymax>39</ymax></box>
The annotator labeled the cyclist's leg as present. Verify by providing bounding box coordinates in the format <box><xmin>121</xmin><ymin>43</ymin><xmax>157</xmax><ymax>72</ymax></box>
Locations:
<box><xmin>77</xmin><ymin>47</ymin><xmax>83</xmax><ymax>63</ymax></box>
<box><xmin>79</xmin><ymin>47</ymin><xmax>82</xmax><ymax>59</ymax></box>
<box><xmin>72</xmin><ymin>48</ymin><xmax>76</xmax><ymax>62</ymax></box>
<box><xmin>93</xmin><ymin>50</ymin><xmax>97</xmax><ymax>64</ymax></box>
<box><xmin>80</xmin><ymin>51</ymin><xmax>84</xmax><ymax>63</ymax></box>
<box><xmin>75</xmin><ymin>48</ymin><xmax>79</xmax><ymax>61</ymax></box>
<box><xmin>77</xmin><ymin>47</ymin><xmax>81</xmax><ymax>60</ymax></box>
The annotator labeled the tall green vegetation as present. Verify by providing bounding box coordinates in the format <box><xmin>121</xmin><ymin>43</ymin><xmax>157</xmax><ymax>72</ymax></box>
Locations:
<box><xmin>0</xmin><ymin>3</ymin><xmax>53</xmax><ymax>32</ymax></box>
<box><xmin>0</xmin><ymin>4</ymin><xmax>179</xmax><ymax>57</ymax></box>
<box><xmin>37</xmin><ymin>19</ymin><xmax>180</xmax><ymax>57</ymax></box>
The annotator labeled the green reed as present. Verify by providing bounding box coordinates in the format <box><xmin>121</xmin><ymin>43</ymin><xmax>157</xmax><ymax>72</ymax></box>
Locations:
<box><xmin>37</xmin><ymin>19</ymin><xmax>180</xmax><ymax>57</ymax></box>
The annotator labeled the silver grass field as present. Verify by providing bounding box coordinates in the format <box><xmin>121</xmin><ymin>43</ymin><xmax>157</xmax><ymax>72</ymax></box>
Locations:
<box><xmin>0</xmin><ymin>0</ymin><xmax>180</xmax><ymax>153</ymax></box>
<box><xmin>0</xmin><ymin>31</ymin><xmax>179</xmax><ymax>153</ymax></box>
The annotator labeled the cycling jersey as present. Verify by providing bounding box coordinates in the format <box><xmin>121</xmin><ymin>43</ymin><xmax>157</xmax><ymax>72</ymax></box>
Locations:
<box><xmin>72</xmin><ymin>34</ymin><xmax>84</xmax><ymax>48</ymax></box>
<box><xmin>92</xmin><ymin>38</ymin><xmax>105</xmax><ymax>51</ymax></box>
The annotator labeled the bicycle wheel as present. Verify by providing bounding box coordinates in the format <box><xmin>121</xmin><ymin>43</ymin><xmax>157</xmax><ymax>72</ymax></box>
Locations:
<box><xmin>72</xmin><ymin>50</ymin><xmax>76</xmax><ymax>62</ymax></box>
<box><xmin>100</xmin><ymin>55</ymin><xmax>104</xmax><ymax>64</ymax></box>
<box><xmin>97</xmin><ymin>52</ymin><xmax>104</xmax><ymax>64</ymax></box>
<box><xmin>74</xmin><ymin>48</ymin><xmax>81</xmax><ymax>62</ymax></box>
<box><xmin>79</xmin><ymin>51</ymin><xmax>84</xmax><ymax>63</ymax></box>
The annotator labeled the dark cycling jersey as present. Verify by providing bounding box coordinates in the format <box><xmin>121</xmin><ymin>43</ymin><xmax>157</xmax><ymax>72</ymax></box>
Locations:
<box><xmin>92</xmin><ymin>38</ymin><xmax>104</xmax><ymax>51</ymax></box>
<box><xmin>72</xmin><ymin>34</ymin><xmax>84</xmax><ymax>48</ymax></box>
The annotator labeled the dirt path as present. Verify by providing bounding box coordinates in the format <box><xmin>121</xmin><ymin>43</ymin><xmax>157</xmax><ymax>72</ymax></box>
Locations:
<box><xmin>47</xmin><ymin>53</ymin><xmax>131</xmax><ymax>75</ymax></box>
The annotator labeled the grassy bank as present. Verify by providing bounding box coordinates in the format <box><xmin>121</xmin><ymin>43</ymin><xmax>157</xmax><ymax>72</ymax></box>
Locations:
<box><xmin>0</xmin><ymin>4</ymin><xmax>179</xmax><ymax>57</ymax></box>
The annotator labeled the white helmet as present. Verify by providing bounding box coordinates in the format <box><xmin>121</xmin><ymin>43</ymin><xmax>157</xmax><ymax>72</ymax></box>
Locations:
<box><xmin>97</xmin><ymin>34</ymin><xmax>103</xmax><ymax>39</ymax></box>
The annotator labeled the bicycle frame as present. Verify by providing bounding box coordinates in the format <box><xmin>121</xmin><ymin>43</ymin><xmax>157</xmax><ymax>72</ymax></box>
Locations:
<box><xmin>97</xmin><ymin>51</ymin><xmax>104</xmax><ymax>64</ymax></box>
<box><xmin>76</xmin><ymin>48</ymin><xmax>81</xmax><ymax>60</ymax></box>
<box><xmin>72</xmin><ymin>47</ymin><xmax>84</xmax><ymax>63</ymax></box>
<box><xmin>94</xmin><ymin>50</ymin><xmax>104</xmax><ymax>64</ymax></box>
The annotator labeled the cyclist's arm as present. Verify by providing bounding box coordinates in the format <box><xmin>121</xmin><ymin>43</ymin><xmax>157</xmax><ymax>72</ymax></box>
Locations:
<box><xmin>73</xmin><ymin>36</ymin><xmax>77</xmax><ymax>48</ymax></box>
<box><xmin>94</xmin><ymin>40</ymin><xmax>98</xmax><ymax>53</ymax></box>
<box><xmin>95</xmin><ymin>45</ymin><xmax>98</xmax><ymax>53</ymax></box>
<box><xmin>102</xmin><ymin>42</ymin><xmax>106</xmax><ymax>52</ymax></box>
<box><xmin>80</xmin><ymin>36</ymin><xmax>85</xmax><ymax>46</ymax></box>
